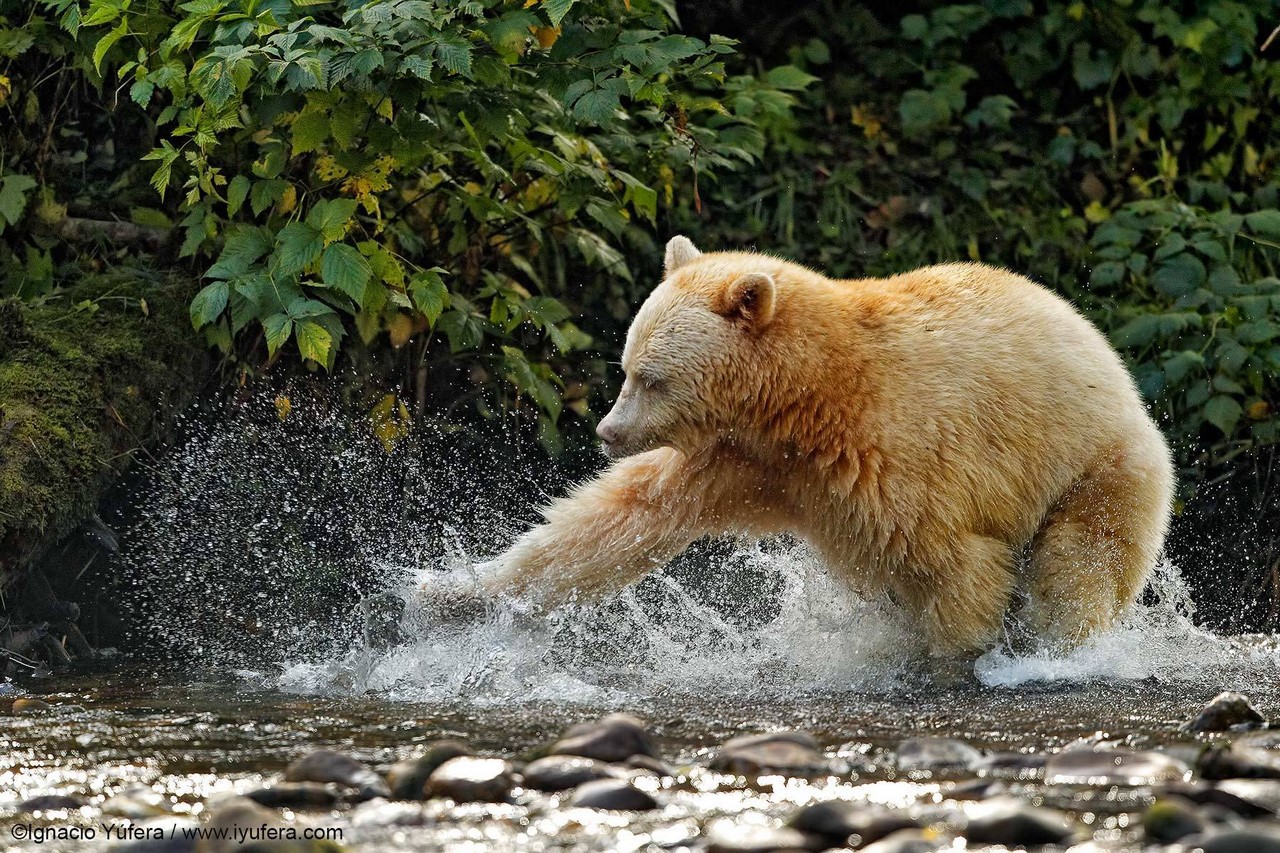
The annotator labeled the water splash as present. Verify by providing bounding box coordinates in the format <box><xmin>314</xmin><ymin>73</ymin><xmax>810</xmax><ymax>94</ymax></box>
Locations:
<box><xmin>122</xmin><ymin>389</ymin><xmax>1280</xmax><ymax>705</ymax></box>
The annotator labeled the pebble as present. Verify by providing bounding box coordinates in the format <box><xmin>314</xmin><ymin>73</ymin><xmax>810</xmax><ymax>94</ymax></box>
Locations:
<box><xmin>244</xmin><ymin>782</ymin><xmax>341</xmax><ymax>808</ymax></box>
<box><xmin>567</xmin><ymin>778</ymin><xmax>658</xmax><ymax>810</ymax></box>
<box><xmin>1044</xmin><ymin>748</ymin><xmax>1190</xmax><ymax>785</ymax></box>
<box><xmin>285</xmin><ymin>749</ymin><xmax>390</xmax><ymax>801</ymax></box>
<box><xmin>705</xmin><ymin>822</ymin><xmax>822</xmax><ymax>853</ymax></box>
<box><xmin>201</xmin><ymin>797</ymin><xmax>286</xmax><ymax>853</ymax></box>
<box><xmin>1144</xmin><ymin>796</ymin><xmax>1208</xmax><ymax>842</ymax></box>
<box><xmin>623</xmin><ymin>753</ymin><xmax>676</xmax><ymax>776</ymax></box>
<box><xmin>550</xmin><ymin>713</ymin><xmax>661</xmax><ymax>762</ymax></box>
<box><xmin>709</xmin><ymin>731</ymin><xmax>826</xmax><ymax>777</ymax></box>
<box><xmin>787</xmin><ymin>801</ymin><xmax>919</xmax><ymax>846</ymax></box>
<box><xmin>424</xmin><ymin>756</ymin><xmax>514</xmax><ymax>803</ymax></box>
<box><xmin>963</xmin><ymin>797</ymin><xmax>1075</xmax><ymax>846</ymax></box>
<box><xmin>102</xmin><ymin>786</ymin><xmax>172</xmax><ymax>818</ymax></box>
<box><xmin>385</xmin><ymin>739</ymin><xmax>471</xmax><ymax>799</ymax></box>
<box><xmin>1201</xmin><ymin>735</ymin><xmax>1280</xmax><ymax>780</ymax></box>
<box><xmin>1197</xmin><ymin>826</ymin><xmax>1280</xmax><ymax>853</ymax></box>
<box><xmin>974</xmin><ymin>751</ymin><xmax>1046</xmax><ymax>777</ymax></box>
<box><xmin>859</xmin><ymin>828</ymin><xmax>946</xmax><ymax>853</ymax></box>
<box><xmin>1216</xmin><ymin>779</ymin><xmax>1280</xmax><ymax>814</ymax></box>
<box><xmin>1187</xmin><ymin>692</ymin><xmax>1267</xmax><ymax>732</ymax></box>
<box><xmin>896</xmin><ymin>737</ymin><xmax>983</xmax><ymax>773</ymax></box>
<box><xmin>17</xmin><ymin>793</ymin><xmax>84</xmax><ymax>812</ymax></box>
<box><xmin>523</xmin><ymin>755</ymin><xmax>618</xmax><ymax>791</ymax></box>
<box><xmin>1161</xmin><ymin>782</ymin><xmax>1276</xmax><ymax>818</ymax></box>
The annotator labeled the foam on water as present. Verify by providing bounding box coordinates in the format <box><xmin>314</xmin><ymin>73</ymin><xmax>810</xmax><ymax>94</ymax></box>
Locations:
<box><xmin>122</xmin><ymin>390</ymin><xmax>1280</xmax><ymax>706</ymax></box>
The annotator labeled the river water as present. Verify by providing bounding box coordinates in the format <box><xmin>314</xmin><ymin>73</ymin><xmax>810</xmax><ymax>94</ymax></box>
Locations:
<box><xmin>6</xmin><ymin>395</ymin><xmax>1280</xmax><ymax>850</ymax></box>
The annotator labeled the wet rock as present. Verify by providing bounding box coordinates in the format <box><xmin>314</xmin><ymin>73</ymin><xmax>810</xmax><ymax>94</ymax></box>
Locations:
<box><xmin>622</xmin><ymin>754</ymin><xmax>675</xmax><ymax>776</ymax></box>
<box><xmin>859</xmin><ymin>828</ymin><xmax>946</xmax><ymax>853</ymax></box>
<box><xmin>349</xmin><ymin>798</ymin><xmax>429</xmax><ymax>828</ymax></box>
<box><xmin>550</xmin><ymin>713</ymin><xmax>660</xmax><ymax>762</ymax></box>
<box><xmin>11</xmin><ymin>698</ymin><xmax>52</xmax><ymax>713</ymax></box>
<box><xmin>1215</xmin><ymin>780</ymin><xmax>1280</xmax><ymax>814</ymax></box>
<box><xmin>201</xmin><ymin>797</ymin><xmax>285</xmax><ymax>853</ymax></box>
<box><xmin>963</xmin><ymin>797</ymin><xmax>1075</xmax><ymax>847</ymax></box>
<box><xmin>424</xmin><ymin>756</ymin><xmax>514</xmax><ymax>803</ymax></box>
<box><xmin>385</xmin><ymin>740</ymin><xmax>471</xmax><ymax>799</ymax></box>
<box><xmin>705</xmin><ymin>822</ymin><xmax>822</xmax><ymax>853</ymax></box>
<box><xmin>975</xmin><ymin>751</ymin><xmax>1046</xmax><ymax>778</ymax></box>
<box><xmin>1160</xmin><ymin>782</ymin><xmax>1276</xmax><ymax>818</ymax></box>
<box><xmin>567</xmin><ymin>778</ymin><xmax>658</xmax><ymax>810</ymax></box>
<box><xmin>18</xmin><ymin>793</ymin><xmax>84</xmax><ymax>812</ymax></box>
<box><xmin>896</xmin><ymin>737</ymin><xmax>982</xmax><ymax>773</ymax></box>
<box><xmin>787</xmin><ymin>801</ymin><xmax>920</xmax><ymax>846</ymax></box>
<box><xmin>243</xmin><ymin>782</ymin><xmax>341</xmax><ymax>808</ymax></box>
<box><xmin>1200</xmin><ymin>736</ymin><xmax>1280</xmax><ymax>781</ymax></box>
<box><xmin>1144</xmin><ymin>796</ymin><xmax>1207</xmax><ymax>843</ymax></box>
<box><xmin>103</xmin><ymin>786</ymin><xmax>172</xmax><ymax>819</ymax></box>
<box><xmin>1187</xmin><ymin>692</ymin><xmax>1267</xmax><ymax>732</ymax></box>
<box><xmin>284</xmin><ymin>749</ymin><xmax>389</xmax><ymax>801</ymax></box>
<box><xmin>710</xmin><ymin>731</ymin><xmax>826</xmax><ymax>777</ymax></box>
<box><xmin>946</xmin><ymin>779</ymin><xmax>1001</xmax><ymax>801</ymax></box>
<box><xmin>523</xmin><ymin>755</ymin><xmax>618</xmax><ymax>792</ymax></box>
<box><xmin>1044</xmin><ymin>748</ymin><xmax>1189</xmax><ymax>785</ymax></box>
<box><xmin>1197</xmin><ymin>826</ymin><xmax>1280</xmax><ymax>853</ymax></box>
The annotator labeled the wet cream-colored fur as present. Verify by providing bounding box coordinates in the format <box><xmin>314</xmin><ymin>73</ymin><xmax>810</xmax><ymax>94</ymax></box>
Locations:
<box><xmin>478</xmin><ymin>236</ymin><xmax>1175</xmax><ymax>655</ymax></box>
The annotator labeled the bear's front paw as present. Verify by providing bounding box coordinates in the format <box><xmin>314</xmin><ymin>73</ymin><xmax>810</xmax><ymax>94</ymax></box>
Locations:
<box><xmin>417</xmin><ymin>574</ymin><xmax>489</xmax><ymax>625</ymax></box>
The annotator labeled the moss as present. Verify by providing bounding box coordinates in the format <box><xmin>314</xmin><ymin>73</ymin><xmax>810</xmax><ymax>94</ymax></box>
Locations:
<box><xmin>0</xmin><ymin>267</ymin><xmax>208</xmax><ymax>587</ymax></box>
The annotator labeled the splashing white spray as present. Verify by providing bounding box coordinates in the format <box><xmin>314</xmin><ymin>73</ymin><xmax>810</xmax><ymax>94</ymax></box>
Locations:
<box><xmin>124</xmin><ymin>390</ymin><xmax>1280</xmax><ymax>706</ymax></box>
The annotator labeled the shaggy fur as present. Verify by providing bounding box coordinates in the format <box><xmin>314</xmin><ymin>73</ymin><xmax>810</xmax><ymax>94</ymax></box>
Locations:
<box><xmin>478</xmin><ymin>237</ymin><xmax>1175</xmax><ymax>655</ymax></box>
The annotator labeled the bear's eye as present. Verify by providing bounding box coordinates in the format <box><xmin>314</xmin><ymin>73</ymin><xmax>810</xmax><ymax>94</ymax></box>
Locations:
<box><xmin>637</xmin><ymin>371</ymin><xmax>663</xmax><ymax>391</ymax></box>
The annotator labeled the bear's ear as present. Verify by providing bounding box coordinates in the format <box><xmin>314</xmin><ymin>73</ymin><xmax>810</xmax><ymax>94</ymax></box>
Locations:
<box><xmin>716</xmin><ymin>272</ymin><xmax>776</xmax><ymax>330</ymax></box>
<box><xmin>664</xmin><ymin>235</ymin><xmax>702</xmax><ymax>274</ymax></box>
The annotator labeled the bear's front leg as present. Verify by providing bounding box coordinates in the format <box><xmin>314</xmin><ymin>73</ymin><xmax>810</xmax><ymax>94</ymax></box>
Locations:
<box><xmin>476</xmin><ymin>447</ymin><xmax>730</xmax><ymax>608</ymax></box>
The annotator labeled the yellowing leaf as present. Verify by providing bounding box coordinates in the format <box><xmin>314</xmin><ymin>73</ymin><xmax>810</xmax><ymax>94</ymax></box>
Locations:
<box><xmin>278</xmin><ymin>184</ymin><xmax>298</xmax><ymax>214</ymax></box>
<box><xmin>275</xmin><ymin>395</ymin><xmax>292</xmax><ymax>420</ymax></box>
<box><xmin>387</xmin><ymin>312</ymin><xmax>414</xmax><ymax>348</ymax></box>
<box><xmin>532</xmin><ymin>26</ymin><xmax>560</xmax><ymax>49</ymax></box>
<box><xmin>371</xmin><ymin>393</ymin><xmax>412</xmax><ymax>452</ymax></box>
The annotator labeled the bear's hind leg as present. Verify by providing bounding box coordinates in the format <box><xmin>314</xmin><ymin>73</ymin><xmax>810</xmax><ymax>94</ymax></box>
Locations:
<box><xmin>1025</xmin><ymin>441</ymin><xmax>1173</xmax><ymax>649</ymax></box>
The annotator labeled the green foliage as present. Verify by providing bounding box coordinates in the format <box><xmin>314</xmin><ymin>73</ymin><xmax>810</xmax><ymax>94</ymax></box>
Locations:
<box><xmin>3</xmin><ymin>0</ymin><xmax>800</xmax><ymax>450</ymax></box>
<box><xmin>684</xmin><ymin>0</ymin><xmax>1280</xmax><ymax>490</ymax></box>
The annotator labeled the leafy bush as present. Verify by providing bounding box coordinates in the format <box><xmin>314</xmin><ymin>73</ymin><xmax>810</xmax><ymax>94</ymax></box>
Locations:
<box><xmin>2</xmin><ymin>0</ymin><xmax>803</xmax><ymax>448</ymax></box>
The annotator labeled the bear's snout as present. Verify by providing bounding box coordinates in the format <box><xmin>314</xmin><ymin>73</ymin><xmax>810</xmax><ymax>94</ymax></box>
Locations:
<box><xmin>596</xmin><ymin>420</ymin><xmax>621</xmax><ymax>447</ymax></box>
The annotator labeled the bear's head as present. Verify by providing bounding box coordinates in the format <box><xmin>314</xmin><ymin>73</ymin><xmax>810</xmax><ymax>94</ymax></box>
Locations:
<box><xmin>596</xmin><ymin>235</ymin><xmax>779</xmax><ymax>459</ymax></box>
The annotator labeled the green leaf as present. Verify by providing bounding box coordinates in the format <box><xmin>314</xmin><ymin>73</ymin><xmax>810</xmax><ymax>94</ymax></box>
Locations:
<box><xmin>433</xmin><ymin>33</ymin><xmax>473</xmax><ymax>76</ymax></box>
<box><xmin>321</xmin><ymin>243</ymin><xmax>373</xmax><ymax>304</ymax></box>
<box><xmin>226</xmin><ymin>175</ymin><xmax>250</xmax><ymax>216</ymax></box>
<box><xmin>573</xmin><ymin>86</ymin><xmax>621</xmax><ymax>124</ymax></box>
<box><xmin>262</xmin><ymin>313</ymin><xmax>293</xmax><ymax>355</ymax></box>
<box><xmin>1110</xmin><ymin>315</ymin><xmax>1160</xmax><ymax>348</ymax></box>
<box><xmin>0</xmin><ymin>173</ymin><xmax>38</xmax><ymax>232</ymax></box>
<box><xmin>273</xmin><ymin>222</ymin><xmax>324</xmax><ymax>275</ymax></box>
<box><xmin>1245</xmin><ymin>210</ymin><xmax>1280</xmax><ymax>239</ymax></box>
<box><xmin>291</xmin><ymin>110</ymin><xmax>330</xmax><ymax>156</ymax></box>
<box><xmin>409</xmin><ymin>270</ymin><xmax>448</xmax><ymax>324</ymax></box>
<box><xmin>207</xmin><ymin>228</ymin><xmax>271</xmax><ymax>280</ymax></box>
<box><xmin>190</xmin><ymin>281</ymin><xmax>229</xmax><ymax>329</ymax></box>
<box><xmin>306</xmin><ymin>198</ymin><xmax>358</xmax><ymax>241</ymax></box>
<box><xmin>93</xmin><ymin>17</ymin><xmax>128</xmax><ymax>73</ymax></box>
<box><xmin>295</xmin><ymin>319</ymin><xmax>333</xmax><ymax>365</ymax></box>
<box><xmin>1152</xmin><ymin>253</ymin><xmax>1206</xmax><ymax>297</ymax></box>
<box><xmin>438</xmin><ymin>308</ymin><xmax>484</xmax><ymax>352</ymax></box>
<box><xmin>764</xmin><ymin>65</ymin><xmax>818</xmax><ymax>91</ymax></box>
<box><xmin>543</xmin><ymin>0</ymin><xmax>576</xmax><ymax>26</ymax></box>
<box><xmin>1204</xmin><ymin>395</ymin><xmax>1243</xmax><ymax>435</ymax></box>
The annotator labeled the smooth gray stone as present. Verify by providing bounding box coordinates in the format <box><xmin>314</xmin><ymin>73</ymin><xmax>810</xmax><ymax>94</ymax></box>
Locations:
<box><xmin>567</xmin><ymin>779</ymin><xmax>658</xmax><ymax>810</ymax></box>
